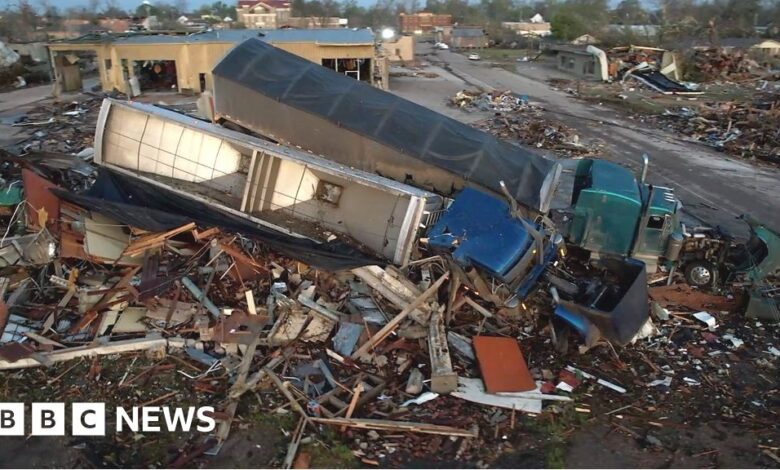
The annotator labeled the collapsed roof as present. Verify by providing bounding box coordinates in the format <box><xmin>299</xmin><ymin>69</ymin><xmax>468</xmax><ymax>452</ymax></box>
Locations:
<box><xmin>211</xmin><ymin>38</ymin><xmax>561</xmax><ymax>213</ymax></box>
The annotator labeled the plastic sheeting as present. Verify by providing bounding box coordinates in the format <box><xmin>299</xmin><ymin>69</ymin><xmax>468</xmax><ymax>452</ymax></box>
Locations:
<box><xmin>212</xmin><ymin>38</ymin><xmax>560</xmax><ymax>213</ymax></box>
<box><xmin>53</xmin><ymin>167</ymin><xmax>381</xmax><ymax>271</ymax></box>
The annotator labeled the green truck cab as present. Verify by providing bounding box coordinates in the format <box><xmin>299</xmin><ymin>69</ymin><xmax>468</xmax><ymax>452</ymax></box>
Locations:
<box><xmin>560</xmin><ymin>157</ymin><xmax>683</xmax><ymax>266</ymax></box>
<box><xmin>556</xmin><ymin>157</ymin><xmax>779</xmax><ymax>301</ymax></box>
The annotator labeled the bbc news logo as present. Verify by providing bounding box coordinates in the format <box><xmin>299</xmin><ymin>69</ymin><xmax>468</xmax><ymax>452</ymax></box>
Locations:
<box><xmin>0</xmin><ymin>403</ymin><xmax>216</xmax><ymax>436</ymax></box>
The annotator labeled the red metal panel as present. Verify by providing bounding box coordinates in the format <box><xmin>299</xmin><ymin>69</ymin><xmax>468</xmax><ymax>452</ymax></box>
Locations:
<box><xmin>472</xmin><ymin>336</ymin><xmax>535</xmax><ymax>393</ymax></box>
<box><xmin>21</xmin><ymin>169</ymin><xmax>61</xmax><ymax>234</ymax></box>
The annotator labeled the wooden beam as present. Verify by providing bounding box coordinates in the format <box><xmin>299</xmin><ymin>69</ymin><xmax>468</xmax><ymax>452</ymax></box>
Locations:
<box><xmin>24</xmin><ymin>332</ymin><xmax>65</xmax><ymax>348</ymax></box>
<box><xmin>310</xmin><ymin>417</ymin><xmax>477</xmax><ymax>438</ymax></box>
<box><xmin>351</xmin><ymin>272</ymin><xmax>449</xmax><ymax>361</ymax></box>
<box><xmin>122</xmin><ymin>223</ymin><xmax>197</xmax><ymax>257</ymax></box>
<box><xmin>463</xmin><ymin>296</ymin><xmax>494</xmax><ymax>318</ymax></box>
<box><xmin>0</xmin><ymin>335</ymin><xmax>168</xmax><ymax>370</ymax></box>
<box><xmin>351</xmin><ymin>266</ymin><xmax>430</xmax><ymax>323</ymax></box>
<box><xmin>428</xmin><ymin>306</ymin><xmax>457</xmax><ymax>394</ymax></box>
<box><xmin>341</xmin><ymin>383</ymin><xmax>364</xmax><ymax>431</ymax></box>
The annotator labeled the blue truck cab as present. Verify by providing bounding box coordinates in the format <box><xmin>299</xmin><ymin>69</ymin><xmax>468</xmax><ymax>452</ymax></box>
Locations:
<box><xmin>427</xmin><ymin>187</ymin><xmax>559</xmax><ymax>305</ymax></box>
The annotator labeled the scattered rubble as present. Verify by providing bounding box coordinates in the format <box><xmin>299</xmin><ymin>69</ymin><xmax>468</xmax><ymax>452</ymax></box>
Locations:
<box><xmin>390</xmin><ymin>70</ymin><xmax>440</xmax><ymax>79</ymax></box>
<box><xmin>4</xmin><ymin>93</ymin><xmax>105</xmax><ymax>155</ymax></box>
<box><xmin>0</xmin><ymin>44</ymin><xmax>777</xmax><ymax>466</ymax></box>
<box><xmin>449</xmin><ymin>89</ymin><xmax>598</xmax><ymax>157</ymax></box>
<box><xmin>656</xmin><ymin>90</ymin><xmax>780</xmax><ymax>165</ymax></box>
<box><xmin>693</xmin><ymin>48</ymin><xmax>764</xmax><ymax>82</ymax></box>
<box><xmin>475</xmin><ymin>114</ymin><xmax>597</xmax><ymax>157</ymax></box>
<box><xmin>450</xmin><ymin>89</ymin><xmax>529</xmax><ymax>113</ymax></box>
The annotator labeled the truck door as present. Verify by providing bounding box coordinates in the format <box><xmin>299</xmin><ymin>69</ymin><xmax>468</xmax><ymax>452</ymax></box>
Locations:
<box><xmin>635</xmin><ymin>213</ymin><xmax>671</xmax><ymax>257</ymax></box>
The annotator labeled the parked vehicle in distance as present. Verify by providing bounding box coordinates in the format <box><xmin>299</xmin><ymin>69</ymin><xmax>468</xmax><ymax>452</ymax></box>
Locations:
<box><xmin>434</xmin><ymin>42</ymin><xmax>449</xmax><ymax>50</ymax></box>
<box><xmin>467</xmin><ymin>53</ymin><xmax>480</xmax><ymax>60</ymax></box>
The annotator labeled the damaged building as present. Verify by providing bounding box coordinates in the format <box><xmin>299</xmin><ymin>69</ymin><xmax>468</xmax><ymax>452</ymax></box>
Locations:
<box><xmin>47</xmin><ymin>28</ymin><xmax>387</xmax><ymax>96</ymax></box>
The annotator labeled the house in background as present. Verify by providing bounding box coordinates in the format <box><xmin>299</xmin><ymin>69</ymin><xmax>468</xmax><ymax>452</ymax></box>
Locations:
<box><xmin>451</xmin><ymin>27</ymin><xmax>487</xmax><ymax>50</ymax></box>
<box><xmin>97</xmin><ymin>18</ymin><xmax>133</xmax><ymax>33</ymax></box>
<box><xmin>399</xmin><ymin>12</ymin><xmax>452</xmax><ymax>34</ymax></box>
<box><xmin>551</xmin><ymin>45</ymin><xmax>603</xmax><ymax>80</ymax></box>
<box><xmin>501</xmin><ymin>14</ymin><xmax>550</xmax><ymax>37</ymax></box>
<box><xmin>754</xmin><ymin>20</ymin><xmax>778</xmax><ymax>36</ymax></box>
<box><xmin>681</xmin><ymin>37</ymin><xmax>780</xmax><ymax>58</ymax></box>
<box><xmin>236</xmin><ymin>0</ymin><xmax>291</xmax><ymax>29</ymax></box>
<box><xmin>570</xmin><ymin>34</ymin><xmax>598</xmax><ymax>45</ymax></box>
<box><xmin>282</xmin><ymin>17</ymin><xmax>348</xmax><ymax>28</ymax></box>
<box><xmin>501</xmin><ymin>22</ymin><xmax>551</xmax><ymax>37</ymax></box>
<box><xmin>606</xmin><ymin>24</ymin><xmax>660</xmax><ymax>38</ymax></box>
<box><xmin>717</xmin><ymin>38</ymin><xmax>780</xmax><ymax>56</ymax></box>
<box><xmin>433</xmin><ymin>25</ymin><xmax>453</xmax><ymax>44</ymax></box>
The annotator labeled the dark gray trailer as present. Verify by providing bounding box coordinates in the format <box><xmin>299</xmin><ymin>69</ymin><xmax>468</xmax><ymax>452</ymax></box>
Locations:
<box><xmin>211</xmin><ymin>38</ymin><xmax>560</xmax><ymax>214</ymax></box>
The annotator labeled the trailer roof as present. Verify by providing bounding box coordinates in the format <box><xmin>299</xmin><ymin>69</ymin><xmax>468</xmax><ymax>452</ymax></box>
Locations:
<box><xmin>212</xmin><ymin>38</ymin><xmax>560</xmax><ymax>213</ymax></box>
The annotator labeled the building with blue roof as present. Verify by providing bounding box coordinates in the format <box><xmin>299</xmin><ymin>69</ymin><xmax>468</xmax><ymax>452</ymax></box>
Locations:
<box><xmin>47</xmin><ymin>28</ymin><xmax>384</xmax><ymax>96</ymax></box>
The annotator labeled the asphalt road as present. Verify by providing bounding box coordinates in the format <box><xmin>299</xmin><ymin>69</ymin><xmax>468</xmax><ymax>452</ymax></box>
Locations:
<box><xmin>415</xmin><ymin>45</ymin><xmax>780</xmax><ymax>238</ymax></box>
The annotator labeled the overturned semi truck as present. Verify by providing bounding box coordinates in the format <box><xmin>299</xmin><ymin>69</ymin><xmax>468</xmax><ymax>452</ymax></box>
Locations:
<box><xmin>210</xmin><ymin>39</ymin><xmax>570</xmax><ymax>307</ymax></box>
<box><xmin>207</xmin><ymin>40</ymin><xmax>653</xmax><ymax>343</ymax></box>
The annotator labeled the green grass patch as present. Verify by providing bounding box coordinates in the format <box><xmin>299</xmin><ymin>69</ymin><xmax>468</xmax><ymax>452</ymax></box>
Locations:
<box><xmin>301</xmin><ymin>430</ymin><xmax>358</xmax><ymax>468</ymax></box>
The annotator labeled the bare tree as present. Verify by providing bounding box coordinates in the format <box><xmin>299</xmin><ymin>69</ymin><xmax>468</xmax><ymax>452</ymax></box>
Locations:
<box><xmin>87</xmin><ymin>0</ymin><xmax>100</xmax><ymax>18</ymax></box>
<box><xmin>174</xmin><ymin>0</ymin><xmax>188</xmax><ymax>14</ymax></box>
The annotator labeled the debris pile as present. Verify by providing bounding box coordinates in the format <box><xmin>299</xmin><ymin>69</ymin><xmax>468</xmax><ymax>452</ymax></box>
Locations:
<box><xmin>0</xmin><ymin>151</ymin><xmax>595</xmax><ymax>465</ymax></box>
<box><xmin>475</xmin><ymin>115</ymin><xmax>596</xmax><ymax>157</ymax></box>
<box><xmin>693</xmin><ymin>48</ymin><xmax>763</xmax><ymax>82</ymax></box>
<box><xmin>1</xmin><ymin>159</ymin><xmax>777</xmax><ymax>466</ymax></box>
<box><xmin>448</xmin><ymin>89</ymin><xmax>597</xmax><ymax>157</ymax></box>
<box><xmin>0</xmin><ymin>43</ymin><xmax>777</xmax><ymax>464</ymax></box>
<box><xmin>390</xmin><ymin>70</ymin><xmax>440</xmax><ymax>79</ymax></box>
<box><xmin>658</xmin><ymin>91</ymin><xmax>780</xmax><ymax>165</ymax></box>
<box><xmin>4</xmin><ymin>94</ymin><xmax>104</xmax><ymax>155</ymax></box>
<box><xmin>450</xmin><ymin>89</ymin><xmax>530</xmax><ymax>113</ymax></box>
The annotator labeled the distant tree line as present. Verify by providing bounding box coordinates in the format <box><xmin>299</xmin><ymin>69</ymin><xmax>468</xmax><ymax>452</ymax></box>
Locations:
<box><xmin>1</xmin><ymin>0</ymin><xmax>779</xmax><ymax>43</ymax></box>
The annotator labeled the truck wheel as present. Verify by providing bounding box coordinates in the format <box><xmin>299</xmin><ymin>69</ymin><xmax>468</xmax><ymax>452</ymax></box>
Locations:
<box><xmin>685</xmin><ymin>261</ymin><xmax>715</xmax><ymax>288</ymax></box>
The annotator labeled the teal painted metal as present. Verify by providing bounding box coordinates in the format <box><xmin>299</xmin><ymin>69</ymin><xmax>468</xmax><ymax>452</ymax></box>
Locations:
<box><xmin>567</xmin><ymin>159</ymin><xmax>642</xmax><ymax>256</ymax></box>
<box><xmin>567</xmin><ymin>159</ymin><xmax>681</xmax><ymax>258</ymax></box>
<box><xmin>745</xmin><ymin>217</ymin><xmax>780</xmax><ymax>284</ymax></box>
<box><xmin>0</xmin><ymin>183</ymin><xmax>22</xmax><ymax>208</ymax></box>
<box><xmin>634</xmin><ymin>186</ymin><xmax>681</xmax><ymax>258</ymax></box>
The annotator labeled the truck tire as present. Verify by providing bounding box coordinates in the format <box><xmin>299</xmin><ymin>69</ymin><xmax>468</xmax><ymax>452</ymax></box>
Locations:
<box><xmin>684</xmin><ymin>260</ymin><xmax>715</xmax><ymax>288</ymax></box>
